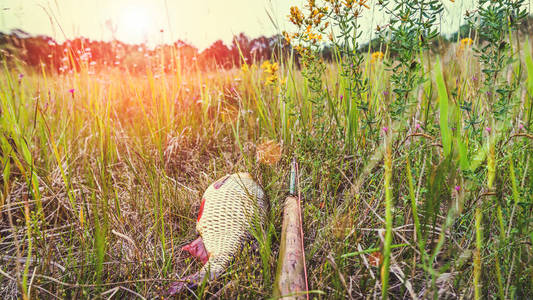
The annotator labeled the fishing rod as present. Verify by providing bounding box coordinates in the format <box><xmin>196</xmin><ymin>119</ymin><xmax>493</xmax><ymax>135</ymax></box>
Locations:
<box><xmin>273</xmin><ymin>158</ymin><xmax>309</xmax><ymax>299</ymax></box>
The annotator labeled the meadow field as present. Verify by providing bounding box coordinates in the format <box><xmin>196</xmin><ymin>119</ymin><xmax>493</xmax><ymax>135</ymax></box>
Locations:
<box><xmin>1</xmin><ymin>0</ymin><xmax>533</xmax><ymax>299</ymax></box>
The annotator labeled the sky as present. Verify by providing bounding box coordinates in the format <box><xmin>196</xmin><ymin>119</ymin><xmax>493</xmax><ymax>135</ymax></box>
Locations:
<box><xmin>0</xmin><ymin>0</ymin><xmax>304</xmax><ymax>49</ymax></box>
<box><xmin>0</xmin><ymin>0</ymin><xmax>531</xmax><ymax>50</ymax></box>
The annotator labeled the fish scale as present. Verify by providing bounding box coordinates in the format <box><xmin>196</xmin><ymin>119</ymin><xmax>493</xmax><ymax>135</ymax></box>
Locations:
<box><xmin>196</xmin><ymin>172</ymin><xmax>266</xmax><ymax>279</ymax></box>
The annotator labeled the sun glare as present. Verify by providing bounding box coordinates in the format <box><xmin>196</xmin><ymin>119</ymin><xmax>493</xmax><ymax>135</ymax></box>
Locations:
<box><xmin>117</xmin><ymin>4</ymin><xmax>156</xmax><ymax>44</ymax></box>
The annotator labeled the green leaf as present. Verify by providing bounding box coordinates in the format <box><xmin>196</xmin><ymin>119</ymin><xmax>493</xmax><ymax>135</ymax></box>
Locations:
<box><xmin>457</xmin><ymin>138</ymin><xmax>470</xmax><ymax>171</ymax></box>
<box><xmin>524</xmin><ymin>37</ymin><xmax>533</xmax><ymax>98</ymax></box>
<box><xmin>435</xmin><ymin>57</ymin><xmax>452</xmax><ymax>157</ymax></box>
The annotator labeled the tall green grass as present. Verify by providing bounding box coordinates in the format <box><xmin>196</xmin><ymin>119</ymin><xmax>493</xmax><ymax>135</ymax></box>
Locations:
<box><xmin>1</xmin><ymin>14</ymin><xmax>532</xmax><ymax>300</ymax></box>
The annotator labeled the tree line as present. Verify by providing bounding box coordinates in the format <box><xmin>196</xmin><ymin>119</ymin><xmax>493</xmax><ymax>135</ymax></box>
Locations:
<box><xmin>0</xmin><ymin>30</ymin><xmax>293</xmax><ymax>74</ymax></box>
<box><xmin>1</xmin><ymin>17</ymin><xmax>531</xmax><ymax>74</ymax></box>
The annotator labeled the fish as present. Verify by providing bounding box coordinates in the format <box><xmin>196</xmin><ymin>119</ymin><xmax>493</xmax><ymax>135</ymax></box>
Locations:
<box><xmin>168</xmin><ymin>172</ymin><xmax>266</xmax><ymax>295</ymax></box>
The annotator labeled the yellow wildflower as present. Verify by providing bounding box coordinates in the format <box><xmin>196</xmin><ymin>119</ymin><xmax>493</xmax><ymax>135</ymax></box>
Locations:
<box><xmin>269</xmin><ymin>62</ymin><xmax>279</xmax><ymax>73</ymax></box>
<box><xmin>265</xmin><ymin>74</ymin><xmax>278</xmax><ymax>86</ymax></box>
<box><xmin>457</xmin><ymin>37</ymin><xmax>474</xmax><ymax>55</ymax></box>
<box><xmin>283</xmin><ymin>31</ymin><xmax>292</xmax><ymax>44</ymax></box>
<box><xmin>344</xmin><ymin>0</ymin><xmax>355</xmax><ymax>9</ymax></box>
<box><xmin>261</xmin><ymin>60</ymin><xmax>278</xmax><ymax>75</ymax></box>
<box><xmin>241</xmin><ymin>63</ymin><xmax>249</xmax><ymax>73</ymax></box>
<box><xmin>261</xmin><ymin>60</ymin><xmax>272</xmax><ymax>71</ymax></box>
<box><xmin>289</xmin><ymin>6</ymin><xmax>304</xmax><ymax>27</ymax></box>
<box><xmin>261</xmin><ymin>60</ymin><xmax>279</xmax><ymax>85</ymax></box>
<box><xmin>358</xmin><ymin>0</ymin><xmax>370</xmax><ymax>9</ymax></box>
<box><xmin>306</xmin><ymin>32</ymin><xmax>322</xmax><ymax>44</ymax></box>
<box><xmin>370</xmin><ymin>51</ymin><xmax>384</xmax><ymax>63</ymax></box>
<box><xmin>460</xmin><ymin>37</ymin><xmax>473</xmax><ymax>48</ymax></box>
<box><xmin>314</xmin><ymin>13</ymin><xmax>325</xmax><ymax>26</ymax></box>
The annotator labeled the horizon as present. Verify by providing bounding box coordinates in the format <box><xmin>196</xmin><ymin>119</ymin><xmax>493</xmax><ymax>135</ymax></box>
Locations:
<box><xmin>1</xmin><ymin>0</ymin><xmax>526</xmax><ymax>51</ymax></box>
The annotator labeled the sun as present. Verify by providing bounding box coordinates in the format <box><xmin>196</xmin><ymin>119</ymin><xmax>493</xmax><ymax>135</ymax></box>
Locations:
<box><xmin>117</xmin><ymin>4</ymin><xmax>156</xmax><ymax>44</ymax></box>
<box><xmin>120</xmin><ymin>7</ymin><xmax>149</xmax><ymax>32</ymax></box>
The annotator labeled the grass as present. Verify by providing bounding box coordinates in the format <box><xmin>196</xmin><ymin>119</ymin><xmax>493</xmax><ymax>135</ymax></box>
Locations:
<box><xmin>1</xmin><ymin>32</ymin><xmax>533</xmax><ymax>299</ymax></box>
